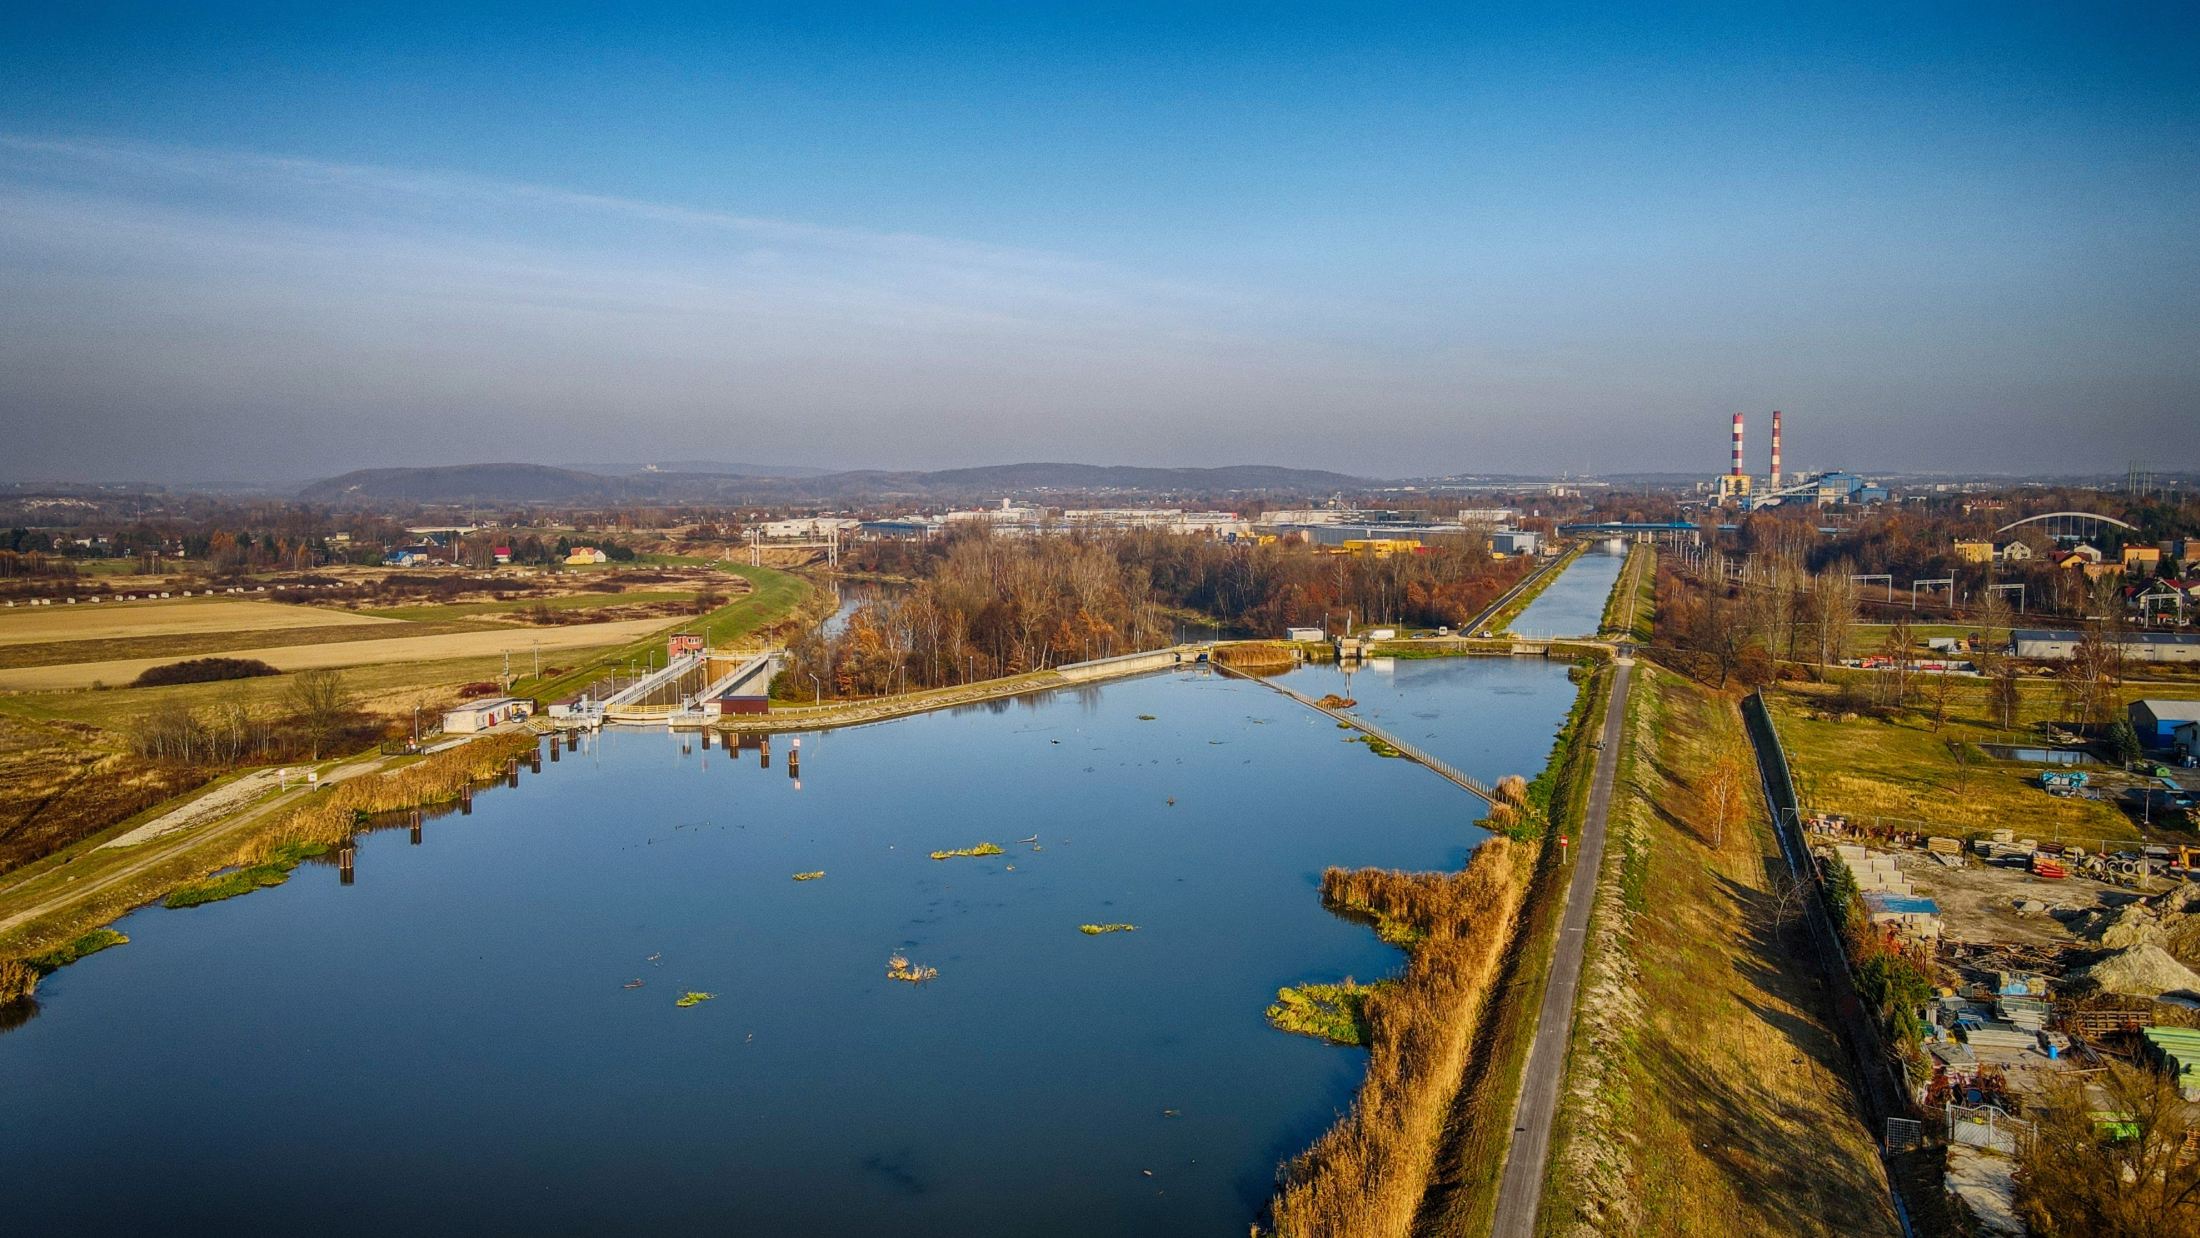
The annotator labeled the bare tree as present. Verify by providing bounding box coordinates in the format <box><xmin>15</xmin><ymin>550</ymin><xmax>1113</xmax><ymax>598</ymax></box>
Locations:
<box><xmin>1812</xmin><ymin>565</ymin><xmax>1860</xmax><ymax>667</ymax></box>
<box><xmin>284</xmin><ymin>668</ymin><xmax>357</xmax><ymax>761</ymax></box>
<box><xmin>1701</xmin><ymin>752</ymin><xmax>1750</xmax><ymax>850</ymax></box>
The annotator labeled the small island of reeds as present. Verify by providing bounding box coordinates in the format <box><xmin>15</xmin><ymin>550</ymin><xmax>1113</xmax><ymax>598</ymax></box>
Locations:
<box><xmin>929</xmin><ymin>842</ymin><xmax>1004</xmax><ymax>861</ymax></box>
<box><xmin>1266</xmin><ymin>979</ymin><xmax>1387</xmax><ymax>1046</ymax></box>
<box><xmin>792</xmin><ymin>871</ymin><xmax>825</xmax><ymax>881</ymax></box>
<box><xmin>675</xmin><ymin>991</ymin><xmax>715</xmax><ymax>1008</ymax></box>
<box><xmin>1079</xmin><ymin>923</ymin><xmax>1138</xmax><ymax>935</ymax></box>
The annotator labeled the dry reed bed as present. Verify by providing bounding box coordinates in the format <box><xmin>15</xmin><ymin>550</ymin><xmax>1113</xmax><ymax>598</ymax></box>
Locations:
<box><xmin>1266</xmin><ymin>836</ymin><xmax>1533</xmax><ymax>1237</ymax></box>
<box><xmin>235</xmin><ymin>733</ymin><xmax>540</xmax><ymax>865</ymax></box>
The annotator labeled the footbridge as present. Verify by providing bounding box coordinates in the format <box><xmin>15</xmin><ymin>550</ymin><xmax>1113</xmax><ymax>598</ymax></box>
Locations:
<box><xmin>1214</xmin><ymin>663</ymin><xmax>1502</xmax><ymax>807</ymax></box>
<box><xmin>599</xmin><ymin>651</ymin><xmax>708</xmax><ymax>711</ymax></box>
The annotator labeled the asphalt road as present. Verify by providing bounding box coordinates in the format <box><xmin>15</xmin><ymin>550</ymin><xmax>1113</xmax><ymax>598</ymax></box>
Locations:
<box><xmin>1489</xmin><ymin>655</ymin><xmax>1634</xmax><ymax>1238</ymax></box>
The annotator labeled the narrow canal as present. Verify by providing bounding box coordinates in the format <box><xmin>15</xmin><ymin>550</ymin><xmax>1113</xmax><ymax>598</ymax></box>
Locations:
<box><xmin>1509</xmin><ymin>544</ymin><xmax>1626</xmax><ymax>639</ymax></box>
<box><xmin>0</xmin><ymin>660</ymin><xmax>1580</xmax><ymax>1235</ymax></box>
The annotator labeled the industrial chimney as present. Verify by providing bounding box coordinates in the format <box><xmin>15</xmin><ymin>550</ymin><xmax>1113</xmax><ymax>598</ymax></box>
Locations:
<box><xmin>1730</xmin><ymin>412</ymin><xmax>1745</xmax><ymax>477</ymax></box>
<box><xmin>1770</xmin><ymin>410</ymin><xmax>1783</xmax><ymax>489</ymax></box>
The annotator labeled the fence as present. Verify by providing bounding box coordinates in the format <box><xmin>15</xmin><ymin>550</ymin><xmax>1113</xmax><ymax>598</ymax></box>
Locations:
<box><xmin>1743</xmin><ymin>694</ymin><xmax>1923</xmax><ymax>1119</ymax></box>
<box><xmin>1947</xmin><ymin>1103</ymin><xmax>2032</xmax><ymax>1155</ymax></box>
<box><xmin>1885</xmin><ymin>1117</ymin><xmax>1927</xmax><ymax>1152</ymax></box>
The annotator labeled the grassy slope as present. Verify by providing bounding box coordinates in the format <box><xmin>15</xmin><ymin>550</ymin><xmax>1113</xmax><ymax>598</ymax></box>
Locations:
<box><xmin>360</xmin><ymin>590</ymin><xmax>698</xmax><ymax>621</ymax></box>
<box><xmin>518</xmin><ymin>563</ymin><xmax>811</xmax><ymax>703</ymax></box>
<box><xmin>1766</xmin><ymin>677</ymin><xmax>2200</xmax><ymax>841</ymax></box>
<box><xmin>1539</xmin><ymin>666</ymin><xmax>1898</xmax><ymax>1237</ymax></box>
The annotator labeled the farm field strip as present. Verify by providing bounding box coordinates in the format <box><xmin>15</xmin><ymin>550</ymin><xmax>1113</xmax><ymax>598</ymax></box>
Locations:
<box><xmin>0</xmin><ymin>597</ymin><xmax>399</xmax><ymax>644</ymax></box>
<box><xmin>0</xmin><ymin>618</ymin><xmax>498</xmax><ymax>670</ymax></box>
<box><xmin>0</xmin><ymin>619</ymin><xmax>673</xmax><ymax>692</ymax></box>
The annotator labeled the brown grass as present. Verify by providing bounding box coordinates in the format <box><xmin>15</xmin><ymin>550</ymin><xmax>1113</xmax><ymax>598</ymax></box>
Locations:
<box><xmin>1213</xmin><ymin>641</ymin><xmax>1299</xmax><ymax>668</ymax></box>
<box><xmin>0</xmin><ymin>713</ymin><xmax>208</xmax><ymax>876</ymax></box>
<box><xmin>1266</xmin><ymin>836</ymin><xmax>1532</xmax><ymax>1237</ymax></box>
<box><xmin>0</xmin><ymin>957</ymin><xmax>36</xmax><ymax>1005</ymax></box>
<box><xmin>234</xmin><ymin>733</ymin><xmax>539</xmax><ymax>865</ymax></box>
<box><xmin>1539</xmin><ymin>665</ymin><xmax>1899</xmax><ymax>1236</ymax></box>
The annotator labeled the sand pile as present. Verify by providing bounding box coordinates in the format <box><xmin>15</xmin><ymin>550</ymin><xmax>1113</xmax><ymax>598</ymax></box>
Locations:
<box><xmin>2069</xmin><ymin>944</ymin><xmax>2200</xmax><ymax>998</ymax></box>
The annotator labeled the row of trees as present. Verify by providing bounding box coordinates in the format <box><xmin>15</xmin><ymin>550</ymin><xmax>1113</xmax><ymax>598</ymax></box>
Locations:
<box><xmin>787</xmin><ymin>527</ymin><xmax>1531</xmax><ymax>698</ymax></box>
<box><xmin>127</xmin><ymin>670</ymin><xmax>365</xmax><ymax>767</ymax></box>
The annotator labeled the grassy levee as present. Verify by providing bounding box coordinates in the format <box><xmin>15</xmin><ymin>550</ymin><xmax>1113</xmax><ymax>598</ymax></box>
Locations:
<box><xmin>518</xmin><ymin>563</ymin><xmax>811</xmax><ymax>703</ymax></box>
<box><xmin>1596</xmin><ymin>544</ymin><xmax>1655</xmax><ymax>643</ymax></box>
<box><xmin>1535</xmin><ymin>665</ymin><xmax>1899</xmax><ymax>1237</ymax></box>
<box><xmin>1411</xmin><ymin>657</ymin><xmax>1610</xmax><ymax>1237</ymax></box>
<box><xmin>1483</xmin><ymin>543</ymin><xmax>1586</xmax><ymax>636</ymax></box>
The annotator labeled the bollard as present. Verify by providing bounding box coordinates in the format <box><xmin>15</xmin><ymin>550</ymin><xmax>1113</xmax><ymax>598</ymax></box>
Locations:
<box><xmin>461</xmin><ymin>785</ymin><xmax>473</xmax><ymax>815</ymax></box>
<box><xmin>789</xmin><ymin>736</ymin><xmax>800</xmax><ymax>778</ymax></box>
<box><xmin>339</xmin><ymin>839</ymin><xmax>356</xmax><ymax>885</ymax></box>
<box><xmin>701</xmin><ymin>730</ymin><xmax>712</xmax><ymax>750</ymax></box>
<box><xmin>530</xmin><ymin>748</ymin><xmax>541</xmax><ymax>773</ymax></box>
<box><xmin>549</xmin><ymin>739</ymin><xmax>560</xmax><ymax>762</ymax></box>
<box><xmin>759</xmin><ymin>736</ymin><xmax>770</xmax><ymax>770</ymax></box>
<box><xmin>410</xmin><ymin>809</ymin><xmax>422</xmax><ymax>846</ymax></box>
<box><xmin>507</xmin><ymin>759</ymin><xmax>519</xmax><ymax>789</ymax></box>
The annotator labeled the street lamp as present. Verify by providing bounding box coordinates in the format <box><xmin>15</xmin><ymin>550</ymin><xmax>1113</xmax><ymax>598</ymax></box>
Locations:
<box><xmin>809</xmin><ymin>673</ymin><xmax>821</xmax><ymax>704</ymax></box>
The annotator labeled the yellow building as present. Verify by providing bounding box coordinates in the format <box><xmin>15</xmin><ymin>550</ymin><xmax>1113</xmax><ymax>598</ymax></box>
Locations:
<box><xmin>2123</xmin><ymin>545</ymin><xmax>2162</xmax><ymax>571</ymax></box>
<box><xmin>1339</xmin><ymin>538</ymin><xmax>1419</xmax><ymax>558</ymax></box>
<box><xmin>1952</xmin><ymin>539</ymin><xmax>1994</xmax><ymax>565</ymax></box>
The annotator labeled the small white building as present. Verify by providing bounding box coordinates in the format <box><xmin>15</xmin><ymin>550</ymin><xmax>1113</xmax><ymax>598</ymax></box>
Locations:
<box><xmin>1285</xmin><ymin>626</ymin><xmax>1325</xmax><ymax>642</ymax></box>
<box><xmin>442</xmin><ymin>697</ymin><xmax>532</xmax><ymax>733</ymax></box>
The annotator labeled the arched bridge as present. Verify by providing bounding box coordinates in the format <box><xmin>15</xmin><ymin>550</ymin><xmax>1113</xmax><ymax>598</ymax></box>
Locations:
<box><xmin>1994</xmin><ymin>511</ymin><xmax>2137</xmax><ymax>541</ymax></box>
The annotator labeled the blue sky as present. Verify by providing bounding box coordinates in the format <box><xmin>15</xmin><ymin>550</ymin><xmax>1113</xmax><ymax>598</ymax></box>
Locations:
<box><xmin>2</xmin><ymin>3</ymin><xmax>2195</xmax><ymax>482</ymax></box>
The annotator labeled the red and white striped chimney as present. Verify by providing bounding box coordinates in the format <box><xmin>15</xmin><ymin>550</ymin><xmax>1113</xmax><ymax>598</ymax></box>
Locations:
<box><xmin>1770</xmin><ymin>410</ymin><xmax>1783</xmax><ymax>488</ymax></box>
<box><xmin>1730</xmin><ymin>412</ymin><xmax>1745</xmax><ymax>477</ymax></box>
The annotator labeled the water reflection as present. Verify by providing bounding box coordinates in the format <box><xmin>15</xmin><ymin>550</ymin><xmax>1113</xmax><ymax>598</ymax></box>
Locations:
<box><xmin>0</xmin><ymin>660</ymin><xmax>1577</xmax><ymax>1235</ymax></box>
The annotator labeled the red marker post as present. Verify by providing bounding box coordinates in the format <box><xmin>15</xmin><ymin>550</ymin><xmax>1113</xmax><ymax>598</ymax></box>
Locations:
<box><xmin>1559</xmin><ymin>835</ymin><xmax>1570</xmax><ymax>861</ymax></box>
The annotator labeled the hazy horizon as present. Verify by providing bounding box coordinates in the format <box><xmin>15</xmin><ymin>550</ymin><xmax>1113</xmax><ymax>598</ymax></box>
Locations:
<box><xmin>4</xmin><ymin>7</ymin><xmax>2195</xmax><ymax>484</ymax></box>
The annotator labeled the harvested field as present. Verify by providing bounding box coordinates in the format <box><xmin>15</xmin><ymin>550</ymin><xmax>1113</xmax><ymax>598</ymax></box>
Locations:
<box><xmin>0</xmin><ymin>597</ymin><xmax>395</xmax><ymax>645</ymax></box>
<box><xmin>1542</xmin><ymin>666</ymin><xmax>1897</xmax><ymax>1238</ymax></box>
<box><xmin>0</xmin><ymin>618</ymin><xmax>670</xmax><ymax>691</ymax></box>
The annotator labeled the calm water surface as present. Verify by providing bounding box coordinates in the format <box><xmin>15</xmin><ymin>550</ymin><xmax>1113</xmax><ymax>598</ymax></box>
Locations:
<box><xmin>1509</xmin><ymin>546</ymin><xmax>1626</xmax><ymax>638</ymax></box>
<box><xmin>1</xmin><ymin>661</ymin><xmax>1576</xmax><ymax>1235</ymax></box>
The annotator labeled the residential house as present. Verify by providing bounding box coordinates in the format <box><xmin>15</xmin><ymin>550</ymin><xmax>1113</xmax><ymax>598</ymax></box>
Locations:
<box><xmin>493</xmin><ymin>545</ymin><xmax>513</xmax><ymax>564</ymax></box>
<box><xmin>1995</xmin><ymin>541</ymin><xmax>2033</xmax><ymax>563</ymax></box>
<box><xmin>564</xmin><ymin>546</ymin><xmax>609</xmax><ymax>565</ymax></box>
<box><xmin>2123</xmin><ymin>545</ymin><xmax>2163</xmax><ymax>574</ymax></box>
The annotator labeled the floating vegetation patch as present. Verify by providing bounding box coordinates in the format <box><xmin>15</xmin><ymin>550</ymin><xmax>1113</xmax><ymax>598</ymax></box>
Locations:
<box><xmin>792</xmin><ymin>871</ymin><xmax>825</xmax><ymax>882</ymax></box>
<box><xmin>887</xmin><ymin>954</ymin><xmax>938</xmax><ymax>983</ymax></box>
<box><xmin>27</xmin><ymin>929</ymin><xmax>130</xmax><ymax>973</ymax></box>
<box><xmin>675</xmin><ymin>991</ymin><xmax>715</xmax><ymax>1008</ymax></box>
<box><xmin>929</xmin><ymin>842</ymin><xmax>1004</xmax><ymax>861</ymax></box>
<box><xmin>1316</xmin><ymin>694</ymin><xmax>1357</xmax><ymax>709</ymax></box>
<box><xmin>1345</xmin><ymin>733</ymin><xmax>1404</xmax><ymax>758</ymax></box>
<box><xmin>1266</xmin><ymin>979</ymin><xmax>1388</xmax><ymax>1046</ymax></box>
<box><xmin>1079</xmin><ymin>923</ymin><xmax>1138</xmax><ymax>936</ymax></box>
<box><xmin>1138</xmin><ymin>714</ymin><xmax>1157</xmax><ymax>721</ymax></box>
<box><xmin>163</xmin><ymin>841</ymin><xmax>330</xmax><ymax>908</ymax></box>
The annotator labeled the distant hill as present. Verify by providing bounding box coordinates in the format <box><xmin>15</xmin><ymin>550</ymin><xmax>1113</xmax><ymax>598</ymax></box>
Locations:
<box><xmin>298</xmin><ymin>461</ymin><xmax>1371</xmax><ymax>505</ymax></box>
<box><xmin>300</xmin><ymin>464</ymin><xmax>623</xmax><ymax>504</ymax></box>
<box><xmin>571</xmin><ymin>461</ymin><xmax>832</xmax><ymax>479</ymax></box>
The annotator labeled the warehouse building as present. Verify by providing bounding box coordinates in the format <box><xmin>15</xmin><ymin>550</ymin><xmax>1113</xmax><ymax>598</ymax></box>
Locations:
<box><xmin>2011</xmin><ymin>629</ymin><xmax>2200</xmax><ymax>664</ymax></box>
<box><xmin>2131</xmin><ymin>700</ymin><xmax>2200</xmax><ymax>755</ymax></box>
